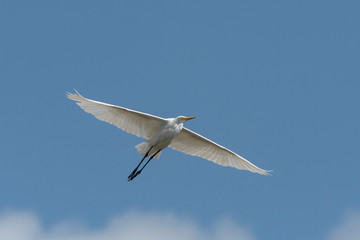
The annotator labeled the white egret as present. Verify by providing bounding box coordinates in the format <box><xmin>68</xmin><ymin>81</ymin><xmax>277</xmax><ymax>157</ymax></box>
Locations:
<box><xmin>67</xmin><ymin>91</ymin><xmax>270</xmax><ymax>180</ymax></box>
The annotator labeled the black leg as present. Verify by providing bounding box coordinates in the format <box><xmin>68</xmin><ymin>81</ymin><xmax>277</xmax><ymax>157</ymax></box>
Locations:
<box><xmin>128</xmin><ymin>146</ymin><xmax>153</xmax><ymax>181</ymax></box>
<box><xmin>128</xmin><ymin>149</ymin><xmax>161</xmax><ymax>181</ymax></box>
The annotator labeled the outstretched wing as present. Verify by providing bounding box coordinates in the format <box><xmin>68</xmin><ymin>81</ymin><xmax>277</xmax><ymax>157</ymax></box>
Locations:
<box><xmin>169</xmin><ymin>128</ymin><xmax>270</xmax><ymax>175</ymax></box>
<box><xmin>67</xmin><ymin>91</ymin><xmax>166</xmax><ymax>140</ymax></box>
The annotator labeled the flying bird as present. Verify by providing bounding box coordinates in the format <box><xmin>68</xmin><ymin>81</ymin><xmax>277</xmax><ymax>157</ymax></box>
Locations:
<box><xmin>67</xmin><ymin>91</ymin><xmax>270</xmax><ymax>180</ymax></box>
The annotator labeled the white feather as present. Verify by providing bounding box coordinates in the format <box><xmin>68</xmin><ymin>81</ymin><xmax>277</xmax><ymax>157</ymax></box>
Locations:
<box><xmin>67</xmin><ymin>90</ymin><xmax>166</xmax><ymax>139</ymax></box>
<box><xmin>67</xmin><ymin>91</ymin><xmax>270</xmax><ymax>175</ymax></box>
<box><xmin>169</xmin><ymin>128</ymin><xmax>270</xmax><ymax>175</ymax></box>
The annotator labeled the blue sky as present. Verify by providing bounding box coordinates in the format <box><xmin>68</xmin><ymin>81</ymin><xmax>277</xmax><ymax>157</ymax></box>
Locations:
<box><xmin>1</xmin><ymin>1</ymin><xmax>360</xmax><ymax>239</ymax></box>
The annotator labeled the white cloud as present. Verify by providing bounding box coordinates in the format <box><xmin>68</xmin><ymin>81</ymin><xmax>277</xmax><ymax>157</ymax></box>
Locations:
<box><xmin>0</xmin><ymin>211</ymin><xmax>255</xmax><ymax>240</ymax></box>
<box><xmin>325</xmin><ymin>210</ymin><xmax>360</xmax><ymax>240</ymax></box>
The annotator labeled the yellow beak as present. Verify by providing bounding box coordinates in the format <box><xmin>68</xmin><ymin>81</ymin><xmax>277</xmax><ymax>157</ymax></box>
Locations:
<box><xmin>182</xmin><ymin>116</ymin><xmax>195</xmax><ymax>121</ymax></box>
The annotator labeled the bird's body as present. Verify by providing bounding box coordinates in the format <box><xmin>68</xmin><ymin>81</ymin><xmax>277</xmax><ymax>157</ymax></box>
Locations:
<box><xmin>67</xmin><ymin>91</ymin><xmax>270</xmax><ymax>180</ymax></box>
<box><xmin>137</xmin><ymin>116</ymin><xmax>188</xmax><ymax>159</ymax></box>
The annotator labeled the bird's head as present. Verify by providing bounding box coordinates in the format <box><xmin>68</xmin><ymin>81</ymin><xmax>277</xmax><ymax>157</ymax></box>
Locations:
<box><xmin>176</xmin><ymin>116</ymin><xmax>196</xmax><ymax>123</ymax></box>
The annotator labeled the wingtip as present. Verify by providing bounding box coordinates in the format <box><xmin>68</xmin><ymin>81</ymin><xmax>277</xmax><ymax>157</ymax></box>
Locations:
<box><xmin>66</xmin><ymin>89</ymin><xmax>84</xmax><ymax>101</ymax></box>
<box><xmin>74</xmin><ymin>89</ymin><xmax>82</xmax><ymax>96</ymax></box>
<box><xmin>262</xmin><ymin>170</ymin><xmax>273</xmax><ymax>176</ymax></box>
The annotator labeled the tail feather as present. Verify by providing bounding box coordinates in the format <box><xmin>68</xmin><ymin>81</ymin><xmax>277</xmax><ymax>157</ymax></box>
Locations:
<box><xmin>135</xmin><ymin>141</ymin><xmax>162</xmax><ymax>159</ymax></box>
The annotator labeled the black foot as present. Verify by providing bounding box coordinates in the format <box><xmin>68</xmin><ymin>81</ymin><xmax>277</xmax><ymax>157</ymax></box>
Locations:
<box><xmin>128</xmin><ymin>170</ymin><xmax>142</xmax><ymax>181</ymax></box>
<box><xmin>128</xmin><ymin>169</ymin><xmax>138</xmax><ymax>180</ymax></box>
<box><xmin>127</xmin><ymin>148</ymin><xmax>161</xmax><ymax>182</ymax></box>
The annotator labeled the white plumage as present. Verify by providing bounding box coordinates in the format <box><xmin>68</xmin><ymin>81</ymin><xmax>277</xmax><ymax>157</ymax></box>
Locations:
<box><xmin>67</xmin><ymin>91</ymin><xmax>270</xmax><ymax>179</ymax></box>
